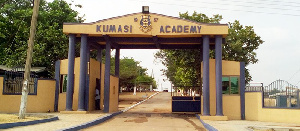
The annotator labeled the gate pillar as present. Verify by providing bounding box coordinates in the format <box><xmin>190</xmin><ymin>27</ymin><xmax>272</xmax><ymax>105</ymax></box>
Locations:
<box><xmin>104</xmin><ymin>36</ymin><xmax>112</xmax><ymax>113</ymax></box>
<box><xmin>78</xmin><ymin>34</ymin><xmax>88</xmax><ymax>111</ymax></box>
<box><xmin>215</xmin><ymin>35</ymin><xmax>223</xmax><ymax>116</ymax></box>
<box><xmin>66</xmin><ymin>34</ymin><xmax>75</xmax><ymax>111</ymax></box>
<box><xmin>202</xmin><ymin>35</ymin><xmax>210</xmax><ymax>116</ymax></box>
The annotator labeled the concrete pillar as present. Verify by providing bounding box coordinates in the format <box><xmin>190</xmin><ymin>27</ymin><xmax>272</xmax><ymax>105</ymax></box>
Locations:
<box><xmin>78</xmin><ymin>34</ymin><xmax>88</xmax><ymax>111</ymax></box>
<box><xmin>115</xmin><ymin>49</ymin><xmax>120</xmax><ymax>77</ymax></box>
<box><xmin>240</xmin><ymin>62</ymin><xmax>246</xmax><ymax>120</ymax></box>
<box><xmin>54</xmin><ymin>60</ymin><xmax>60</xmax><ymax>112</ymax></box>
<box><xmin>104</xmin><ymin>39</ymin><xmax>111</xmax><ymax>113</ymax></box>
<box><xmin>97</xmin><ymin>48</ymin><xmax>102</xmax><ymax>63</ymax></box>
<box><xmin>215</xmin><ymin>35</ymin><xmax>223</xmax><ymax>116</ymax></box>
<box><xmin>66</xmin><ymin>34</ymin><xmax>75</xmax><ymax>111</ymax></box>
<box><xmin>202</xmin><ymin>35</ymin><xmax>210</xmax><ymax>116</ymax></box>
<box><xmin>85</xmin><ymin>42</ymin><xmax>90</xmax><ymax>111</ymax></box>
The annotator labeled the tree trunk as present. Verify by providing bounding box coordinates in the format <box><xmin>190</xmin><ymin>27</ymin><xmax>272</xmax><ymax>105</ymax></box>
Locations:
<box><xmin>19</xmin><ymin>0</ymin><xmax>40</xmax><ymax>119</ymax></box>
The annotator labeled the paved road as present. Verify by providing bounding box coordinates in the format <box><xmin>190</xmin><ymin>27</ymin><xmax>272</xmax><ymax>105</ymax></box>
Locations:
<box><xmin>85</xmin><ymin>92</ymin><xmax>206</xmax><ymax>131</ymax></box>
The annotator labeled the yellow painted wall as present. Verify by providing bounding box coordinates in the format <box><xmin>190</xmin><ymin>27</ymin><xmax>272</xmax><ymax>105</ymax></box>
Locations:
<box><xmin>0</xmin><ymin>78</ymin><xmax>56</xmax><ymax>113</ymax></box>
<box><xmin>245</xmin><ymin>92</ymin><xmax>300</xmax><ymax>124</ymax></box>
<box><xmin>201</xmin><ymin>59</ymin><xmax>241</xmax><ymax>119</ymax></box>
<box><xmin>245</xmin><ymin>92</ymin><xmax>260</xmax><ymax>120</ymax></box>
<box><xmin>223</xmin><ymin>95</ymin><xmax>241</xmax><ymax>120</ymax></box>
<box><xmin>88</xmin><ymin>59</ymin><xmax>100</xmax><ymax>111</ymax></box>
<box><xmin>58</xmin><ymin>93</ymin><xmax>66</xmax><ymax>111</ymax></box>
<box><xmin>58</xmin><ymin>58</ymin><xmax>81</xmax><ymax>111</ymax></box>
<box><xmin>109</xmin><ymin>76</ymin><xmax>119</xmax><ymax>112</ymax></box>
<box><xmin>208</xmin><ymin>59</ymin><xmax>217</xmax><ymax>116</ymax></box>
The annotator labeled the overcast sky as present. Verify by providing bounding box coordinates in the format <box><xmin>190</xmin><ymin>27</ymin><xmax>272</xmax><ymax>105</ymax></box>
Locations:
<box><xmin>56</xmin><ymin>0</ymin><xmax>300</xmax><ymax>90</ymax></box>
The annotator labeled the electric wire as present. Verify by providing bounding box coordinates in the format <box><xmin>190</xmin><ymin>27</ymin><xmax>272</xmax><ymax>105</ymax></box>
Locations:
<box><xmin>170</xmin><ymin>0</ymin><xmax>300</xmax><ymax>12</ymax></box>
<box><xmin>133</xmin><ymin>0</ymin><xmax>300</xmax><ymax>17</ymax></box>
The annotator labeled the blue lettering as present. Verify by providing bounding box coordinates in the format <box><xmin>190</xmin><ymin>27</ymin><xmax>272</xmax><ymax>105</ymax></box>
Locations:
<box><xmin>190</xmin><ymin>26</ymin><xmax>197</xmax><ymax>33</ymax></box>
<box><xmin>172</xmin><ymin>26</ymin><xmax>176</xmax><ymax>33</ymax></box>
<box><xmin>184</xmin><ymin>25</ymin><xmax>189</xmax><ymax>33</ymax></box>
<box><xmin>124</xmin><ymin>25</ymin><xmax>129</xmax><ymax>32</ymax></box>
<box><xmin>103</xmin><ymin>25</ymin><xmax>108</xmax><ymax>32</ymax></box>
<box><xmin>160</xmin><ymin>26</ymin><xmax>164</xmax><ymax>33</ymax></box>
<box><xmin>177</xmin><ymin>25</ymin><xmax>182</xmax><ymax>33</ymax></box>
<box><xmin>130</xmin><ymin>25</ymin><xmax>132</xmax><ymax>33</ymax></box>
<box><xmin>109</xmin><ymin>25</ymin><xmax>116</xmax><ymax>32</ymax></box>
<box><xmin>165</xmin><ymin>25</ymin><xmax>171</xmax><ymax>33</ymax></box>
<box><xmin>197</xmin><ymin>26</ymin><xmax>201</xmax><ymax>33</ymax></box>
<box><xmin>118</xmin><ymin>25</ymin><xmax>122</xmax><ymax>32</ymax></box>
<box><xmin>96</xmin><ymin>25</ymin><xmax>101</xmax><ymax>32</ymax></box>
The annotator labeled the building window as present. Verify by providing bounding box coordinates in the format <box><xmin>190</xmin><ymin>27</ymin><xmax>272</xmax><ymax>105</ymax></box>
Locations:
<box><xmin>222</xmin><ymin>76</ymin><xmax>239</xmax><ymax>94</ymax></box>
<box><xmin>60</xmin><ymin>74</ymin><xmax>67</xmax><ymax>93</ymax></box>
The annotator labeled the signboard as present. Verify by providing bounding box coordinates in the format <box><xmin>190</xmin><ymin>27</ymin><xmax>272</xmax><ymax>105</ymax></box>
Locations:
<box><xmin>63</xmin><ymin>13</ymin><xmax>228</xmax><ymax>37</ymax></box>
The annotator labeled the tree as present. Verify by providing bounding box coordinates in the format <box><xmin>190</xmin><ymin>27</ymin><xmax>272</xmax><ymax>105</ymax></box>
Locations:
<box><xmin>0</xmin><ymin>0</ymin><xmax>83</xmax><ymax>77</ymax></box>
<box><xmin>155</xmin><ymin>11</ymin><xmax>263</xmax><ymax>85</ymax></box>
<box><xmin>19</xmin><ymin>0</ymin><xmax>40</xmax><ymax>119</ymax></box>
<box><xmin>110</xmin><ymin>56</ymin><xmax>157</xmax><ymax>91</ymax></box>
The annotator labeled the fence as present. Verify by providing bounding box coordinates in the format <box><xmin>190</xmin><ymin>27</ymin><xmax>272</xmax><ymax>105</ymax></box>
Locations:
<box><xmin>263</xmin><ymin>80</ymin><xmax>299</xmax><ymax>108</ymax></box>
<box><xmin>246</xmin><ymin>83</ymin><xmax>263</xmax><ymax>92</ymax></box>
<box><xmin>2</xmin><ymin>69</ymin><xmax>38</xmax><ymax>95</ymax></box>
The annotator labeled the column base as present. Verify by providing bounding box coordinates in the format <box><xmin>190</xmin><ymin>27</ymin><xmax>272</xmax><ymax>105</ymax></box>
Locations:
<box><xmin>198</xmin><ymin>114</ymin><xmax>228</xmax><ymax>121</ymax></box>
<box><xmin>60</xmin><ymin>111</ymin><xmax>89</xmax><ymax>114</ymax></box>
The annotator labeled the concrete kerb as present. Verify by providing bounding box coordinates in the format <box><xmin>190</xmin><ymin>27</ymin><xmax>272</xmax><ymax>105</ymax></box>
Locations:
<box><xmin>0</xmin><ymin>115</ymin><xmax>59</xmax><ymax>129</ymax></box>
<box><xmin>122</xmin><ymin>92</ymin><xmax>160</xmax><ymax>112</ymax></box>
<box><xmin>195</xmin><ymin>114</ymin><xmax>218</xmax><ymax>131</ymax></box>
<box><xmin>58</xmin><ymin>111</ymin><xmax>123</xmax><ymax>131</ymax></box>
<box><xmin>59</xmin><ymin>92</ymin><xmax>160</xmax><ymax>130</ymax></box>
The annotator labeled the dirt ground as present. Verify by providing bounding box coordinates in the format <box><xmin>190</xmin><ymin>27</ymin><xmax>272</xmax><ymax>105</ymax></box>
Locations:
<box><xmin>118</xmin><ymin>91</ymin><xmax>157</xmax><ymax>110</ymax></box>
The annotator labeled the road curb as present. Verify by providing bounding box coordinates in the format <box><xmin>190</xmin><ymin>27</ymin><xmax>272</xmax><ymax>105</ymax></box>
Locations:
<box><xmin>59</xmin><ymin>92</ymin><xmax>160</xmax><ymax>130</ymax></box>
<box><xmin>122</xmin><ymin>92</ymin><xmax>160</xmax><ymax>112</ymax></box>
<box><xmin>0</xmin><ymin>115</ymin><xmax>59</xmax><ymax>129</ymax></box>
<box><xmin>195</xmin><ymin>114</ymin><xmax>218</xmax><ymax>131</ymax></box>
<box><xmin>58</xmin><ymin>111</ymin><xmax>123</xmax><ymax>131</ymax></box>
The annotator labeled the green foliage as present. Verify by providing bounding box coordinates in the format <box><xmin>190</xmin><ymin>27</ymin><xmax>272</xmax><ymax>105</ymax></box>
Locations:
<box><xmin>0</xmin><ymin>0</ymin><xmax>83</xmax><ymax>77</ymax></box>
<box><xmin>110</xmin><ymin>56</ymin><xmax>157</xmax><ymax>89</ymax></box>
<box><xmin>156</xmin><ymin>11</ymin><xmax>264</xmax><ymax>85</ymax></box>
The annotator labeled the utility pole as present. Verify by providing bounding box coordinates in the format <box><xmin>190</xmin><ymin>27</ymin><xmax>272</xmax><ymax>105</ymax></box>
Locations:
<box><xmin>19</xmin><ymin>0</ymin><xmax>40</xmax><ymax>119</ymax></box>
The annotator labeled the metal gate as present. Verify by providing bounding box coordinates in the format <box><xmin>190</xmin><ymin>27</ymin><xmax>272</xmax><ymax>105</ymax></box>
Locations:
<box><xmin>171</xmin><ymin>85</ymin><xmax>201</xmax><ymax>113</ymax></box>
<box><xmin>3</xmin><ymin>67</ymin><xmax>38</xmax><ymax>95</ymax></box>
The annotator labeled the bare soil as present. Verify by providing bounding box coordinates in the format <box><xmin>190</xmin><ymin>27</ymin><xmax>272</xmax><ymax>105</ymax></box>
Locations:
<box><xmin>118</xmin><ymin>91</ymin><xmax>157</xmax><ymax>109</ymax></box>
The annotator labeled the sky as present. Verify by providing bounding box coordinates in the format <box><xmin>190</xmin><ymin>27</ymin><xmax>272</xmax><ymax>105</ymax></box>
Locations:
<box><xmin>55</xmin><ymin>0</ymin><xmax>300</xmax><ymax>90</ymax></box>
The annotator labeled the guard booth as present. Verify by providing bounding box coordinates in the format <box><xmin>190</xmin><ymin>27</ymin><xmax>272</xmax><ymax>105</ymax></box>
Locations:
<box><xmin>60</xmin><ymin>6</ymin><xmax>246</xmax><ymax>120</ymax></box>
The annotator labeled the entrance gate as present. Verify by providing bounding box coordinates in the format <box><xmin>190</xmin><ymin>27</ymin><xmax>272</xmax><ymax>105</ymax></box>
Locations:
<box><xmin>61</xmin><ymin>6</ymin><xmax>229</xmax><ymax>115</ymax></box>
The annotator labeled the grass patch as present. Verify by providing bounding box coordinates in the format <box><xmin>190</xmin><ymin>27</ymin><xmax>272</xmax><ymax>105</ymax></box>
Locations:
<box><xmin>0</xmin><ymin>114</ymin><xmax>47</xmax><ymax>124</ymax></box>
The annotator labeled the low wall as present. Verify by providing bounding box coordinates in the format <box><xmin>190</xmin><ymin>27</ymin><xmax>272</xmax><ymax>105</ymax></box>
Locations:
<box><xmin>0</xmin><ymin>77</ymin><xmax>56</xmax><ymax>113</ymax></box>
<box><xmin>245</xmin><ymin>92</ymin><xmax>300</xmax><ymax>124</ymax></box>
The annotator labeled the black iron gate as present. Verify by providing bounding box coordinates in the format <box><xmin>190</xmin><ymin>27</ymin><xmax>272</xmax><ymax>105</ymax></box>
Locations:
<box><xmin>3</xmin><ymin>67</ymin><xmax>38</xmax><ymax>95</ymax></box>
<box><xmin>171</xmin><ymin>85</ymin><xmax>201</xmax><ymax>113</ymax></box>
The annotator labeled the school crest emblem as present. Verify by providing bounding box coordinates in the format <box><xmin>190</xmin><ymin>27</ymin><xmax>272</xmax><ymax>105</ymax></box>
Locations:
<box><xmin>140</xmin><ymin>15</ymin><xmax>152</xmax><ymax>33</ymax></box>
